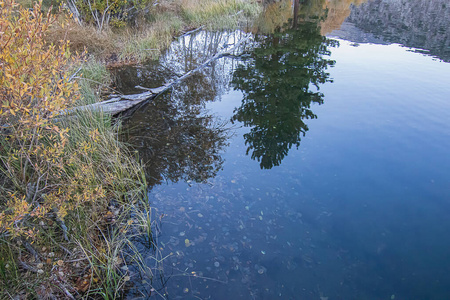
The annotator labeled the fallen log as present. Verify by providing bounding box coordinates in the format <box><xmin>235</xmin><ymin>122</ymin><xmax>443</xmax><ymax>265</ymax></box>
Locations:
<box><xmin>69</xmin><ymin>33</ymin><xmax>252</xmax><ymax>116</ymax></box>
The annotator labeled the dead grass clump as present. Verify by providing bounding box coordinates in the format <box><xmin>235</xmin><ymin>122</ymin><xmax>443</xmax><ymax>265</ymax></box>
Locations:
<box><xmin>47</xmin><ymin>20</ymin><xmax>117</xmax><ymax>58</ymax></box>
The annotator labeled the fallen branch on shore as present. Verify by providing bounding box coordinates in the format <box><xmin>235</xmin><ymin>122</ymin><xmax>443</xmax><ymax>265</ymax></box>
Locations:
<box><xmin>69</xmin><ymin>33</ymin><xmax>252</xmax><ymax>116</ymax></box>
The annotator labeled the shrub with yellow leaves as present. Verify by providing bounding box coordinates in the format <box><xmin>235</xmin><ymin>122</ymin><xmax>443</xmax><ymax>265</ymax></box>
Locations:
<box><xmin>0</xmin><ymin>0</ymin><xmax>81</xmax><ymax>238</ymax></box>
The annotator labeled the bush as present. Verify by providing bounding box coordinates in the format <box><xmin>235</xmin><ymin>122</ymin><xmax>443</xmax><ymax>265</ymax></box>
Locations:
<box><xmin>66</xmin><ymin>0</ymin><xmax>154</xmax><ymax>31</ymax></box>
<box><xmin>0</xmin><ymin>2</ymin><xmax>149</xmax><ymax>297</ymax></box>
<box><xmin>0</xmin><ymin>0</ymin><xmax>81</xmax><ymax>238</ymax></box>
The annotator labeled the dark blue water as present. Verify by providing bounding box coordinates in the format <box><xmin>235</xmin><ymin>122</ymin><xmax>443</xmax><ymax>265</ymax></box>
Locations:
<box><xmin>118</xmin><ymin>1</ymin><xmax>450</xmax><ymax>299</ymax></box>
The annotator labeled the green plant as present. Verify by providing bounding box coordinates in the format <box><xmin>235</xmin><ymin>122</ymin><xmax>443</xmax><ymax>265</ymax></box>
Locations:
<box><xmin>0</xmin><ymin>1</ymin><xmax>153</xmax><ymax>297</ymax></box>
<box><xmin>66</xmin><ymin>0</ymin><xmax>155</xmax><ymax>31</ymax></box>
<box><xmin>178</xmin><ymin>0</ymin><xmax>260</xmax><ymax>28</ymax></box>
<box><xmin>0</xmin><ymin>0</ymin><xmax>80</xmax><ymax>238</ymax></box>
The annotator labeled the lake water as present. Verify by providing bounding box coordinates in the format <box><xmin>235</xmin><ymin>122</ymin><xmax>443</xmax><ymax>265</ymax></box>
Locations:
<box><xmin>115</xmin><ymin>0</ymin><xmax>450</xmax><ymax>299</ymax></box>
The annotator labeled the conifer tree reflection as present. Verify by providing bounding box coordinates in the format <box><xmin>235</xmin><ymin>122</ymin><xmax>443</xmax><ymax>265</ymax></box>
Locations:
<box><xmin>123</xmin><ymin>80</ymin><xmax>229</xmax><ymax>188</ymax></box>
<box><xmin>120</xmin><ymin>31</ymin><xmax>240</xmax><ymax>187</ymax></box>
<box><xmin>232</xmin><ymin>0</ymin><xmax>338</xmax><ymax>169</ymax></box>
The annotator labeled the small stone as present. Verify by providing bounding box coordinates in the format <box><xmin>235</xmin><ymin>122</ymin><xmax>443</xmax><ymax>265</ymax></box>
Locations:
<box><xmin>198</xmin><ymin>213</ymin><xmax>203</xmax><ymax>218</ymax></box>
<box><xmin>37</xmin><ymin>263</ymin><xmax>44</xmax><ymax>269</ymax></box>
<box><xmin>37</xmin><ymin>269</ymin><xmax>44</xmax><ymax>274</ymax></box>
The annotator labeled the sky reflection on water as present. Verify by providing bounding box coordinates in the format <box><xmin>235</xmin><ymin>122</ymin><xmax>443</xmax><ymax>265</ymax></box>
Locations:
<box><xmin>120</xmin><ymin>1</ymin><xmax>450</xmax><ymax>299</ymax></box>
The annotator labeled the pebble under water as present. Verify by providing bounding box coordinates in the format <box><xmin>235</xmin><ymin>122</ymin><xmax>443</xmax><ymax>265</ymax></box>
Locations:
<box><xmin>116</xmin><ymin>1</ymin><xmax>450</xmax><ymax>299</ymax></box>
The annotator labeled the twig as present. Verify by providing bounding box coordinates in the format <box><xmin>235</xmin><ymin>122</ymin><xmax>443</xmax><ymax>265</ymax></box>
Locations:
<box><xmin>46</xmin><ymin>234</ymin><xmax>73</xmax><ymax>256</ymax></box>
<box><xmin>71</xmin><ymin>76</ymin><xmax>123</xmax><ymax>95</ymax></box>
<box><xmin>65</xmin><ymin>257</ymin><xmax>89</xmax><ymax>263</ymax></box>
<box><xmin>31</xmin><ymin>173</ymin><xmax>46</xmax><ymax>205</ymax></box>
<box><xmin>179</xmin><ymin>26</ymin><xmax>204</xmax><ymax>38</ymax></box>
<box><xmin>231</xmin><ymin>10</ymin><xmax>243</xmax><ymax>18</ymax></box>
<box><xmin>57</xmin><ymin>282</ymin><xmax>76</xmax><ymax>300</ymax></box>
<box><xmin>18</xmin><ymin>259</ymin><xmax>38</xmax><ymax>273</ymax></box>
<box><xmin>68</xmin><ymin>66</ymin><xmax>82</xmax><ymax>82</ymax></box>
<box><xmin>52</xmin><ymin>209</ymin><xmax>69</xmax><ymax>242</ymax></box>
<box><xmin>23</xmin><ymin>240</ymin><xmax>42</xmax><ymax>263</ymax></box>
<box><xmin>68</xmin><ymin>34</ymin><xmax>252</xmax><ymax>116</ymax></box>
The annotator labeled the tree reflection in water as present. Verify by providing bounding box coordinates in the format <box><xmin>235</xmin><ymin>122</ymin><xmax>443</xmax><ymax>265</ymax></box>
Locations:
<box><xmin>231</xmin><ymin>0</ymin><xmax>338</xmax><ymax>169</ymax></box>
<box><xmin>123</xmin><ymin>83</ymin><xmax>230</xmax><ymax>187</ymax></box>
<box><xmin>120</xmin><ymin>31</ymin><xmax>246</xmax><ymax>187</ymax></box>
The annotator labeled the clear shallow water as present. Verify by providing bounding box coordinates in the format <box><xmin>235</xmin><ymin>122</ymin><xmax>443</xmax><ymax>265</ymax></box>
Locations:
<box><xmin>117</xmin><ymin>1</ymin><xmax>450</xmax><ymax>299</ymax></box>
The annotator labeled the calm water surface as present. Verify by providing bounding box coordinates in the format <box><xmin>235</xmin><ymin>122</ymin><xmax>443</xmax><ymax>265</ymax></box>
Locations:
<box><xmin>116</xmin><ymin>1</ymin><xmax>450</xmax><ymax>299</ymax></box>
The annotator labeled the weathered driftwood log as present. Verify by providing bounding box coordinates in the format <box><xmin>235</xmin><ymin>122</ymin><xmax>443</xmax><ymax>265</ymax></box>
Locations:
<box><xmin>71</xmin><ymin>85</ymin><xmax>167</xmax><ymax>116</ymax></box>
<box><xmin>70</xmin><ymin>34</ymin><xmax>251</xmax><ymax>116</ymax></box>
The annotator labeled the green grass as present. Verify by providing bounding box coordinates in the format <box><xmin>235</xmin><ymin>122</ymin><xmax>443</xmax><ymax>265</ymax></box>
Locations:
<box><xmin>180</xmin><ymin>0</ymin><xmax>261</xmax><ymax>28</ymax></box>
<box><xmin>58</xmin><ymin>72</ymin><xmax>153</xmax><ymax>298</ymax></box>
<box><xmin>118</xmin><ymin>0</ymin><xmax>260</xmax><ymax>61</ymax></box>
<box><xmin>0</xmin><ymin>61</ymin><xmax>153</xmax><ymax>299</ymax></box>
<box><xmin>120</xmin><ymin>12</ymin><xmax>184</xmax><ymax>61</ymax></box>
<box><xmin>71</xmin><ymin>59</ymin><xmax>112</xmax><ymax>104</ymax></box>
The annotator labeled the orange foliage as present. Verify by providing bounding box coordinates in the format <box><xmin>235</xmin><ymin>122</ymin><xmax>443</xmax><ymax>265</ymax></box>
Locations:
<box><xmin>0</xmin><ymin>0</ymin><xmax>85</xmax><ymax>238</ymax></box>
<box><xmin>254</xmin><ymin>0</ymin><xmax>293</xmax><ymax>34</ymax></box>
<box><xmin>321</xmin><ymin>0</ymin><xmax>367</xmax><ymax>35</ymax></box>
<box><xmin>254</xmin><ymin>0</ymin><xmax>368</xmax><ymax>34</ymax></box>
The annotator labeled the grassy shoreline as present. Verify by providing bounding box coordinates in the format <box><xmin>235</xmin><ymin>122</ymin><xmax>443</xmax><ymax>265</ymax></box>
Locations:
<box><xmin>47</xmin><ymin>0</ymin><xmax>261</xmax><ymax>64</ymax></box>
<box><xmin>0</xmin><ymin>0</ymin><xmax>260</xmax><ymax>298</ymax></box>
